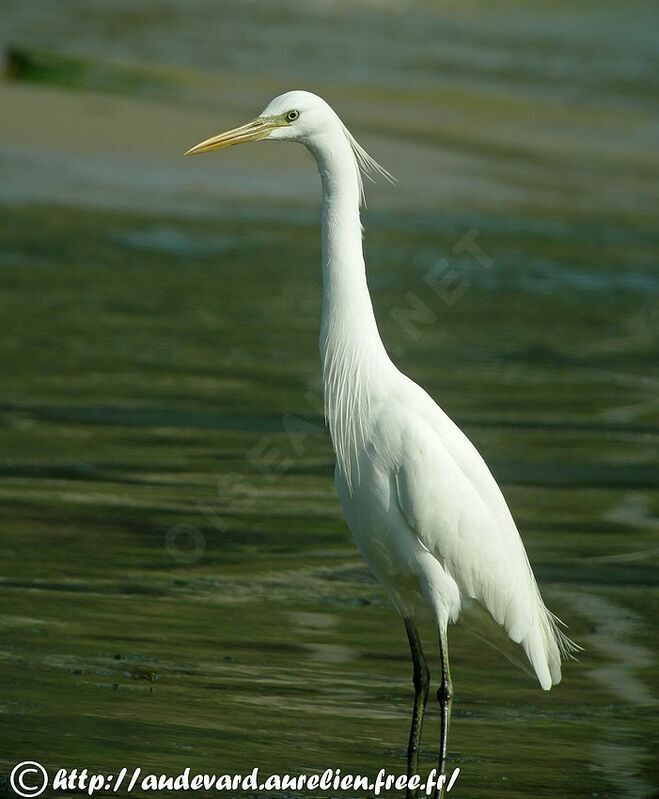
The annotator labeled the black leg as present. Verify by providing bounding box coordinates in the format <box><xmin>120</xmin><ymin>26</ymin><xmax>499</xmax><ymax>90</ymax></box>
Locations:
<box><xmin>434</xmin><ymin>626</ymin><xmax>453</xmax><ymax>799</ymax></box>
<box><xmin>404</xmin><ymin>617</ymin><xmax>430</xmax><ymax>799</ymax></box>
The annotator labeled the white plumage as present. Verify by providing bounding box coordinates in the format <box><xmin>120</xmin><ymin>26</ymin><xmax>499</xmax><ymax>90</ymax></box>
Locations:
<box><xmin>187</xmin><ymin>89</ymin><xmax>578</xmax><ymax>794</ymax></box>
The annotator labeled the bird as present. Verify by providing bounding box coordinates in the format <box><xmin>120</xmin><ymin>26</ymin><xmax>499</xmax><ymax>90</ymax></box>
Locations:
<box><xmin>186</xmin><ymin>90</ymin><xmax>579</xmax><ymax>798</ymax></box>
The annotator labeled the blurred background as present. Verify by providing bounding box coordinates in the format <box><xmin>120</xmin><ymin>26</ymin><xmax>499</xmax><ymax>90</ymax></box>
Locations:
<box><xmin>1</xmin><ymin>2</ymin><xmax>657</xmax><ymax>797</ymax></box>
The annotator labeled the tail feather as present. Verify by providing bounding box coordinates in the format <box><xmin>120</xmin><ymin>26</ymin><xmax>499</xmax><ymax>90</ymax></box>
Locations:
<box><xmin>523</xmin><ymin>602</ymin><xmax>582</xmax><ymax>690</ymax></box>
<box><xmin>461</xmin><ymin>595</ymin><xmax>581</xmax><ymax>690</ymax></box>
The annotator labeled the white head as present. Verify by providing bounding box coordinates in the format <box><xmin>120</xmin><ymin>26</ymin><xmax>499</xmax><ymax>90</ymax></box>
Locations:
<box><xmin>186</xmin><ymin>90</ymin><xmax>394</xmax><ymax>204</ymax></box>
<box><xmin>259</xmin><ymin>90</ymin><xmax>342</xmax><ymax>144</ymax></box>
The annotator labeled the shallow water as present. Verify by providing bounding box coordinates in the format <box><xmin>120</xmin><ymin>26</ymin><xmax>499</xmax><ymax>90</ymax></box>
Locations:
<box><xmin>1</xmin><ymin>203</ymin><xmax>657</xmax><ymax>797</ymax></box>
<box><xmin>1</xmin><ymin>2</ymin><xmax>658</xmax><ymax>797</ymax></box>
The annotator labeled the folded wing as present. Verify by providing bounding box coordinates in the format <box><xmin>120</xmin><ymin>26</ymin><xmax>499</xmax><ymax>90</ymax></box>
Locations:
<box><xmin>393</xmin><ymin>406</ymin><xmax>576</xmax><ymax>689</ymax></box>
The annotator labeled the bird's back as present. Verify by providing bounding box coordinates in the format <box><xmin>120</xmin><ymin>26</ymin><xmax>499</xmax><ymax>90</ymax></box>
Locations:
<box><xmin>364</xmin><ymin>370</ymin><xmax>578</xmax><ymax>689</ymax></box>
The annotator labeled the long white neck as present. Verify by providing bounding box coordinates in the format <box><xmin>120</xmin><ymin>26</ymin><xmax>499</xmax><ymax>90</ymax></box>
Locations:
<box><xmin>305</xmin><ymin>130</ymin><xmax>391</xmax><ymax>490</ymax></box>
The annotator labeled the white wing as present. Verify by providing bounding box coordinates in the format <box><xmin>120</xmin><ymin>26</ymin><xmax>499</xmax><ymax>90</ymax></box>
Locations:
<box><xmin>391</xmin><ymin>377</ymin><xmax>576</xmax><ymax>689</ymax></box>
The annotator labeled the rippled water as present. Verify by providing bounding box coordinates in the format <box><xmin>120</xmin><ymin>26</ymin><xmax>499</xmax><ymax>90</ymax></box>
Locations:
<box><xmin>0</xmin><ymin>2</ymin><xmax>658</xmax><ymax>797</ymax></box>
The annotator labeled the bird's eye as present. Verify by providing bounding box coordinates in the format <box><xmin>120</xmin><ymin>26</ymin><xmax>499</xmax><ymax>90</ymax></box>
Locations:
<box><xmin>286</xmin><ymin>109</ymin><xmax>300</xmax><ymax>122</ymax></box>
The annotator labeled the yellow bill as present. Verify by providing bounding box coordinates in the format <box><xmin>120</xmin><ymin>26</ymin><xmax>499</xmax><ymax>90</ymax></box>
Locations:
<box><xmin>185</xmin><ymin>117</ymin><xmax>283</xmax><ymax>155</ymax></box>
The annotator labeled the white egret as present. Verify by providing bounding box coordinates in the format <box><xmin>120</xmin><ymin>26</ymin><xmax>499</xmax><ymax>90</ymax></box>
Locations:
<box><xmin>186</xmin><ymin>91</ymin><xmax>579</xmax><ymax>797</ymax></box>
